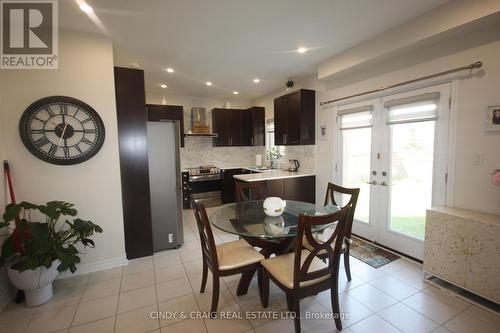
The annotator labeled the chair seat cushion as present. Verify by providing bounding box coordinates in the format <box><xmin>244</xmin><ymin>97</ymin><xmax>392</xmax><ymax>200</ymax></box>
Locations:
<box><xmin>261</xmin><ymin>249</ymin><xmax>330</xmax><ymax>289</ymax></box>
<box><xmin>216</xmin><ymin>239</ymin><xmax>264</xmax><ymax>270</ymax></box>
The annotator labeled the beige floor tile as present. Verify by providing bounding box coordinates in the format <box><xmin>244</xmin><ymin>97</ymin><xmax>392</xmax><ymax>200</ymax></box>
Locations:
<box><xmin>227</xmin><ymin>278</ymin><xmax>260</xmax><ymax>303</ymax></box>
<box><xmin>390</xmin><ymin>267</ymin><xmax>428</xmax><ymax>290</ymax></box>
<box><xmin>120</xmin><ymin>270</ymin><xmax>155</xmax><ymax>292</ymax></box>
<box><xmin>422</xmin><ymin>286</ymin><xmax>470</xmax><ymax>311</ymax></box>
<box><xmin>0</xmin><ymin>317</ymin><xmax>31</xmax><ymax>333</ymax></box>
<box><xmin>154</xmin><ymin>253</ymin><xmax>183</xmax><ymax>269</ymax></box>
<box><xmin>444</xmin><ymin>311</ymin><xmax>499</xmax><ymax>333</ymax></box>
<box><xmin>238</xmin><ymin>295</ymin><xmax>285</xmax><ymax>328</ymax></box>
<box><xmin>25</xmin><ymin>304</ymin><xmax>77</xmax><ymax>333</ymax></box>
<box><xmin>156</xmin><ymin>277</ymin><xmax>194</xmax><ymax>302</ymax></box>
<box><xmin>301</xmin><ymin>301</ymin><xmax>344</xmax><ymax>333</ymax></box>
<box><xmin>183</xmin><ymin>259</ymin><xmax>204</xmax><ymax>276</ymax></box>
<box><xmin>115</xmin><ymin>304</ymin><xmax>160</xmax><ymax>333</ymax></box>
<box><xmin>203</xmin><ymin>303</ymin><xmax>252</xmax><ymax>333</ymax></box>
<box><xmin>431</xmin><ymin>326</ymin><xmax>453</xmax><ymax>333</ymax></box>
<box><xmin>123</xmin><ymin>257</ymin><xmax>154</xmax><ymax>276</ymax></box>
<box><xmin>462</xmin><ymin>305</ymin><xmax>500</xmax><ymax>327</ymax></box>
<box><xmin>349</xmin><ymin>314</ymin><xmax>401</xmax><ymax>333</ymax></box>
<box><xmin>194</xmin><ymin>283</ymin><xmax>236</xmax><ymax>312</ymax></box>
<box><xmin>346</xmin><ymin>284</ymin><xmax>397</xmax><ymax>312</ymax></box>
<box><xmin>161</xmin><ymin>319</ymin><xmax>207</xmax><ymax>333</ymax></box>
<box><xmin>36</xmin><ymin>284</ymin><xmax>86</xmax><ymax>313</ymax></box>
<box><xmin>155</xmin><ymin>264</ymin><xmax>187</xmax><ymax>284</ymax></box>
<box><xmin>402</xmin><ymin>292</ymin><xmax>463</xmax><ymax>324</ymax></box>
<box><xmin>253</xmin><ymin>318</ymin><xmax>296</xmax><ymax>333</ymax></box>
<box><xmin>0</xmin><ymin>301</ymin><xmax>38</xmax><ymax>320</ymax></box>
<box><xmin>81</xmin><ymin>278</ymin><xmax>121</xmax><ymax>302</ymax></box>
<box><xmin>88</xmin><ymin>266</ymin><xmax>123</xmax><ymax>283</ymax></box>
<box><xmin>54</xmin><ymin>274</ymin><xmax>90</xmax><ymax>289</ymax></box>
<box><xmin>118</xmin><ymin>285</ymin><xmax>157</xmax><ymax>314</ymax></box>
<box><xmin>188</xmin><ymin>272</ymin><xmax>215</xmax><ymax>292</ymax></box>
<box><xmin>369</xmin><ymin>275</ymin><xmax>419</xmax><ymax>300</ymax></box>
<box><xmin>350</xmin><ymin>262</ymin><xmax>387</xmax><ymax>282</ymax></box>
<box><xmin>158</xmin><ymin>294</ymin><xmax>200</xmax><ymax>327</ymax></box>
<box><xmin>378</xmin><ymin>302</ymin><xmax>439</xmax><ymax>333</ymax></box>
<box><xmin>319</xmin><ymin>292</ymin><xmax>373</xmax><ymax>328</ymax></box>
<box><xmin>72</xmin><ymin>294</ymin><xmax>119</xmax><ymax>326</ymax></box>
<box><xmin>69</xmin><ymin>316</ymin><xmax>115</xmax><ymax>333</ymax></box>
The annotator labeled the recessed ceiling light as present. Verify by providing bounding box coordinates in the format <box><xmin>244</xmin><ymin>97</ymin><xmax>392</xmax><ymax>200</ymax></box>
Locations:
<box><xmin>297</xmin><ymin>47</ymin><xmax>307</xmax><ymax>54</ymax></box>
<box><xmin>253</xmin><ymin>78</ymin><xmax>260</xmax><ymax>83</ymax></box>
<box><xmin>79</xmin><ymin>3</ymin><xmax>94</xmax><ymax>14</ymax></box>
<box><xmin>160</xmin><ymin>84</ymin><xmax>167</xmax><ymax>88</ymax></box>
<box><xmin>166</xmin><ymin>68</ymin><xmax>174</xmax><ymax>73</ymax></box>
<box><xmin>233</xmin><ymin>91</ymin><xmax>239</xmax><ymax>95</ymax></box>
<box><xmin>206</xmin><ymin>82</ymin><xmax>212</xmax><ymax>86</ymax></box>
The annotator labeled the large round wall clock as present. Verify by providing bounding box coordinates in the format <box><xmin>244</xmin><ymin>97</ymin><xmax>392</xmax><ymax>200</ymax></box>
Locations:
<box><xmin>19</xmin><ymin>96</ymin><xmax>105</xmax><ymax>165</ymax></box>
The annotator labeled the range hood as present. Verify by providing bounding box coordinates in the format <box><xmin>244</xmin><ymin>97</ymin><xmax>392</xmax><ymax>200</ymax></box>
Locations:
<box><xmin>185</xmin><ymin>107</ymin><xmax>218</xmax><ymax>137</ymax></box>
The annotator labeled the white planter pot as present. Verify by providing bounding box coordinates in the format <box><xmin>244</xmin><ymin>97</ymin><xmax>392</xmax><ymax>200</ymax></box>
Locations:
<box><xmin>263</xmin><ymin>197</ymin><xmax>285</xmax><ymax>217</ymax></box>
<box><xmin>7</xmin><ymin>259</ymin><xmax>61</xmax><ymax>307</ymax></box>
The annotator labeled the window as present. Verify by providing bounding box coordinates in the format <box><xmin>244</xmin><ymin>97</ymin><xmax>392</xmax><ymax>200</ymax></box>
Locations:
<box><xmin>266</xmin><ymin>120</ymin><xmax>285</xmax><ymax>161</ymax></box>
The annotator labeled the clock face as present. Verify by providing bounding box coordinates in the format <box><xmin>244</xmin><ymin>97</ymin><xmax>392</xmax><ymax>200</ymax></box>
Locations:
<box><xmin>19</xmin><ymin>96</ymin><xmax>105</xmax><ymax>165</ymax></box>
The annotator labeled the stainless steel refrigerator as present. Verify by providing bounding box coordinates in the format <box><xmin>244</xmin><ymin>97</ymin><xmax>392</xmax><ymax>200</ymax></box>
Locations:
<box><xmin>147</xmin><ymin>121</ymin><xmax>183</xmax><ymax>251</ymax></box>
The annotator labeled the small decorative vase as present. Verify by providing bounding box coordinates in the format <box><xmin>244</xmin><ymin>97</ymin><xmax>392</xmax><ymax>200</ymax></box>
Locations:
<box><xmin>263</xmin><ymin>197</ymin><xmax>285</xmax><ymax>217</ymax></box>
<box><xmin>263</xmin><ymin>216</ymin><xmax>285</xmax><ymax>235</ymax></box>
<box><xmin>7</xmin><ymin>259</ymin><xmax>61</xmax><ymax>307</ymax></box>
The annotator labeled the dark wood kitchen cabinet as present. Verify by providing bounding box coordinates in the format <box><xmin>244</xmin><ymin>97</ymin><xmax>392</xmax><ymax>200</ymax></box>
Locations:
<box><xmin>284</xmin><ymin>176</ymin><xmax>316</xmax><ymax>203</ymax></box>
<box><xmin>221</xmin><ymin>168</ymin><xmax>243</xmax><ymax>203</ymax></box>
<box><xmin>274</xmin><ymin>89</ymin><xmax>315</xmax><ymax>145</ymax></box>
<box><xmin>146</xmin><ymin>104</ymin><xmax>185</xmax><ymax>147</ymax></box>
<box><xmin>212</xmin><ymin>107</ymin><xmax>265</xmax><ymax>147</ymax></box>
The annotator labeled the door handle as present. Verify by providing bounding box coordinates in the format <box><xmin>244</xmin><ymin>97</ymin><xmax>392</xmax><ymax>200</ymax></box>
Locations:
<box><xmin>380</xmin><ymin>181</ymin><xmax>389</xmax><ymax>186</ymax></box>
<box><xmin>366</xmin><ymin>180</ymin><xmax>377</xmax><ymax>185</ymax></box>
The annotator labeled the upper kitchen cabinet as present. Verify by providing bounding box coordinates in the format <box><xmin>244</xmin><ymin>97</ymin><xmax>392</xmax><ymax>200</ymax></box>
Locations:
<box><xmin>212</xmin><ymin>107</ymin><xmax>265</xmax><ymax>147</ymax></box>
<box><xmin>274</xmin><ymin>89</ymin><xmax>315</xmax><ymax>145</ymax></box>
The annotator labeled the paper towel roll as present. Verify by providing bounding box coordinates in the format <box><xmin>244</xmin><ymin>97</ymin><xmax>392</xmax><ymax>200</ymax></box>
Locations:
<box><xmin>255</xmin><ymin>154</ymin><xmax>262</xmax><ymax>167</ymax></box>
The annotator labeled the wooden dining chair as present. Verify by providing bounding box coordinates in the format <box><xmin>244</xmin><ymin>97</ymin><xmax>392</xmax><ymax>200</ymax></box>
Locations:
<box><xmin>303</xmin><ymin>183</ymin><xmax>359</xmax><ymax>281</ymax></box>
<box><xmin>235</xmin><ymin>180</ymin><xmax>267</xmax><ymax>202</ymax></box>
<box><xmin>191</xmin><ymin>202</ymin><xmax>264</xmax><ymax>316</ymax></box>
<box><xmin>259</xmin><ymin>206</ymin><xmax>351</xmax><ymax>332</ymax></box>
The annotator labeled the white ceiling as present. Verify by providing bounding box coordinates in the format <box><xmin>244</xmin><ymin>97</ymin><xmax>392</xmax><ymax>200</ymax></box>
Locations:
<box><xmin>60</xmin><ymin>0</ymin><xmax>448</xmax><ymax>100</ymax></box>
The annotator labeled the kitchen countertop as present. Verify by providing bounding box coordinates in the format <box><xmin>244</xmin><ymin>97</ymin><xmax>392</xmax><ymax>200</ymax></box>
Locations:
<box><xmin>233</xmin><ymin>169</ymin><xmax>315</xmax><ymax>182</ymax></box>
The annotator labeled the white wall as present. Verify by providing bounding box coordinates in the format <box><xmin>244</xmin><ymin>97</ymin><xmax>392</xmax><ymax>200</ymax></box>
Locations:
<box><xmin>318</xmin><ymin>35</ymin><xmax>500</xmax><ymax>215</ymax></box>
<box><xmin>0</xmin><ymin>30</ymin><xmax>127</xmax><ymax>281</ymax></box>
<box><xmin>0</xmin><ymin>115</ymin><xmax>12</xmax><ymax>309</ymax></box>
<box><xmin>146</xmin><ymin>93</ymin><xmax>264</xmax><ymax>169</ymax></box>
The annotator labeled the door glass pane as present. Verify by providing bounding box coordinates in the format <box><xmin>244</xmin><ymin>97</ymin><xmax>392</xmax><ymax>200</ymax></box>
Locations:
<box><xmin>389</xmin><ymin>121</ymin><xmax>435</xmax><ymax>240</ymax></box>
<box><xmin>342</xmin><ymin>128</ymin><xmax>371</xmax><ymax>223</ymax></box>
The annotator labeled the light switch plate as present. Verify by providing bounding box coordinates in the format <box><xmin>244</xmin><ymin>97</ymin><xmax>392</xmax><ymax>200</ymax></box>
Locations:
<box><xmin>472</xmin><ymin>153</ymin><xmax>484</xmax><ymax>166</ymax></box>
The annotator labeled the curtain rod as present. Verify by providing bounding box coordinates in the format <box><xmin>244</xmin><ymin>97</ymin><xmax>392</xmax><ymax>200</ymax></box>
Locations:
<box><xmin>320</xmin><ymin>61</ymin><xmax>483</xmax><ymax>106</ymax></box>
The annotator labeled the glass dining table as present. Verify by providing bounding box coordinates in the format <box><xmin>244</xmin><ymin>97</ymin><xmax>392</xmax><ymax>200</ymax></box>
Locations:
<box><xmin>209</xmin><ymin>200</ymin><xmax>340</xmax><ymax>257</ymax></box>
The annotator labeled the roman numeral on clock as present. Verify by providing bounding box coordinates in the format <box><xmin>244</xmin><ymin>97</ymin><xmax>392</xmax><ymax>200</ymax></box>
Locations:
<box><xmin>34</xmin><ymin>136</ymin><xmax>50</xmax><ymax>147</ymax></box>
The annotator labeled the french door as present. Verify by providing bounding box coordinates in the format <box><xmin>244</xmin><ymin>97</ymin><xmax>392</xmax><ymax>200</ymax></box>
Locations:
<box><xmin>337</xmin><ymin>84</ymin><xmax>450</xmax><ymax>259</ymax></box>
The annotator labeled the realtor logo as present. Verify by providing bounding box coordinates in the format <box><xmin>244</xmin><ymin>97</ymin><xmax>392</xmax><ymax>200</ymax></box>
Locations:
<box><xmin>1</xmin><ymin>0</ymin><xmax>58</xmax><ymax>69</ymax></box>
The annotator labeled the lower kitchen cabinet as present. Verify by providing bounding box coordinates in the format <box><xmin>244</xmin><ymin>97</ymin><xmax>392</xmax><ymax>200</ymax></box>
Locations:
<box><xmin>222</xmin><ymin>168</ymin><xmax>244</xmax><ymax>203</ymax></box>
<box><xmin>284</xmin><ymin>176</ymin><xmax>315</xmax><ymax>203</ymax></box>
<box><xmin>266</xmin><ymin>179</ymin><xmax>285</xmax><ymax>198</ymax></box>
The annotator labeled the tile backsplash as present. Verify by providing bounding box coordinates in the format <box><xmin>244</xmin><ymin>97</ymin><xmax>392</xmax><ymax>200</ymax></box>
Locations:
<box><xmin>181</xmin><ymin>137</ymin><xmax>316</xmax><ymax>173</ymax></box>
<box><xmin>180</xmin><ymin>137</ymin><xmax>263</xmax><ymax>169</ymax></box>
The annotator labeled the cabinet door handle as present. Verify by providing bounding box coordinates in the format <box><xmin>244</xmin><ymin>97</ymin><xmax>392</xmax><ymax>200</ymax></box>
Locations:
<box><xmin>251</xmin><ymin>137</ymin><xmax>254</xmax><ymax>146</ymax></box>
<box><xmin>283</xmin><ymin>134</ymin><xmax>287</xmax><ymax>144</ymax></box>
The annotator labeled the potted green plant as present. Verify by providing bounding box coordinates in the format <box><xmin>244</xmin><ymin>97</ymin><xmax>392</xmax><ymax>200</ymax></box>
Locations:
<box><xmin>285</xmin><ymin>79</ymin><xmax>295</xmax><ymax>92</ymax></box>
<box><xmin>0</xmin><ymin>201</ymin><xmax>103</xmax><ymax>306</ymax></box>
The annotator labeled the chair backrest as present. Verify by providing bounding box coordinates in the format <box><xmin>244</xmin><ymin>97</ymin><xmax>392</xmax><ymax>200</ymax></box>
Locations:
<box><xmin>324</xmin><ymin>182</ymin><xmax>359</xmax><ymax>238</ymax></box>
<box><xmin>235</xmin><ymin>180</ymin><xmax>267</xmax><ymax>202</ymax></box>
<box><xmin>191</xmin><ymin>201</ymin><xmax>219</xmax><ymax>272</ymax></box>
<box><xmin>294</xmin><ymin>206</ymin><xmax>351</xmax><ymax>289</ymax></box>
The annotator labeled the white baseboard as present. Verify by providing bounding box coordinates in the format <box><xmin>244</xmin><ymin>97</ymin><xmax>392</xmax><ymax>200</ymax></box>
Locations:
<box><xmin>57</xmin><ymin>257</ymin><xmax>129</xmax><ymax>280</ymax></box>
